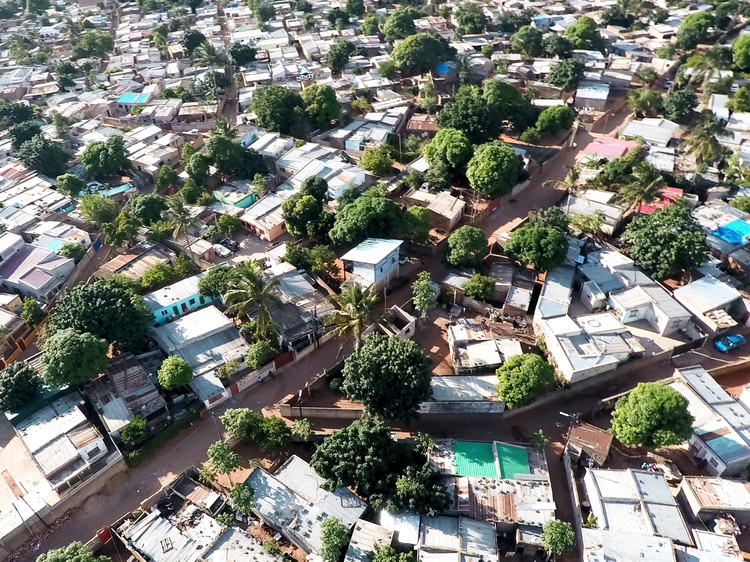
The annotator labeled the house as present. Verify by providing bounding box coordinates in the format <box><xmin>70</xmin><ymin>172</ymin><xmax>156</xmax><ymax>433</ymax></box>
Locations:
<box><xmin>608</xmin><ymin>283</ymin><xmax>692</xmax><ymax>336</ymax></box>
<box><xmin>151</xmin><ymin>305</ymin><xmax>246</xmax><ymax>376</ymax></box>
<box><xmin>446</xmin><ymin>319</ymin><xmax>522</xmax><ymax>375</ymax></box>
<box><xmin>11</xmin><ymin>391</ymin><xmax>110</xmax><ymax>493</ymax></box>
<box><xmin>429</xmin><ymin>439</ymin><xmax>555</xmax><ymax>544</ymax></box>
<box><xmin>344</xmin><ymin>520</ymin><xmax>394</xmax><ymax>562</ymax></box>
<box><xmin>620</xmin><ymin>117</ymin><xmax>680</xmax><ymax>147</ymax></box>
<box><xmin>0</xmin><ymin>232</ymin><xmax>75</xmax><ymax>302</ymax></box>
<box><xmin>668</xmin><ymin>366</ymin><xmax>750</xmax><ymax>477</ymax></box>
<box><xmin>98</xmin><ymin>242</ymin><xmax>176</xmax><ymax>281</ymax></box>
<box><xmin>692</xmin><ymin>201</ymin><xmax>750</xmax><ymax>280</ymax></box>
<box><xmin>271</xmin><ymin>268</ymin><xmax>335</xmax><ymax>350</ymax></box>
<box><xmin>678</xmin><ymin>476</ymin><xmax>750</xmax><ymax>525</ymax></box>
<box><xmin>559</xmin><ymin>190</ymin><xmax>626</xmax><ymax>235</ymax></box>
<box><xmin>239</xmin><ymin>193</ymin><xmax>288</xmax><ymax>241</ymax></box>
<box><xmin>247</xmin><ymin>455</ymin><xmax>367</xmax><ymax>553</ymax></box>
<box><xmin>575</xmin><ymin>81</ymin><xmax>610</xmax><ymax>111</ymax></box>
<box><xmin>421</xmin><ymin>375</ymin><xmax>504</xmax><ymax>414</ymax></box>
<box><xmin>402</xmin><ymin>188</ymin><xmax>465</xmax><ymax>232</ymax></box>
<box><xmin>341</xmin><ymin>238</ymin><xmax>403</xmax><ymax>292</ymax></box>
<box><xmin>583</xmin><ymin>468</ymin><xmax>692</xmax><ymax>544</ymax></box>
<box><xmin>673</xmin><ymin>275</ymin><xmax>742</xmax><ymax>334</ymax></box>
<box><xmin>417</xmin><ymin>516</ymin><xmax>498</xmax><ymax>562</ymax></box>
<box><xmin>582</xmin><ymin>529</ymin><xmax>676</xmax><ymax>562</ymax></box>
<box><xmin>143</xmin><ymin>272</ymin><xmax>218</xmax><ymax>325</ymax></box>
<box><xmin>86</xmin><ymin>353</ymin><xmax>169</xmax><ymax>440</ymax></box>
<box><xmin>579</xmin><ymin>136</ymin><xmax>639</xmax><ymax>162</ymax></box>
<box><xmin>538</xmin><ymin>313</ymin><xmax>644</xmax><ymax>383</ymax></box>
<box><xmin>564</xmin><ymin>422</ymin><xmax>613</xmax><ymax>467</ymax></box>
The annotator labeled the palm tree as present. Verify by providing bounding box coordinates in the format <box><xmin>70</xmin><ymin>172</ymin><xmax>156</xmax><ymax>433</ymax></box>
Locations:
<box><xmin>192</xmin><ymin>40</ymin><xmax>229</xmax><ymax>99</ymax></box>
<box><xmin>214</xmin><ymin>117</ymin><xmax>238</xmax><ymax>140</ymax></box>
<box><xmin>223</xmin><ymin>262</ymin><xmax>281</xmax><ymax>332</ymax></box>
<box><xmin>166</xmin><ymin>195</ymin><xmax>195</xmax><ymax>262</ymax></box>
<box><xmin>619</xmin><ymin>161</ymin><xmax>665</xmax><ymax>210</ymax></box>
<box><xmin>725</xmin><ymin>154</ymin><xmax>750</xmax><ymax>185</ymax></box>
<box><xmin>627</xmin><ymin>87</ymin><xmax>662</xmax><ymax>117</ymax></box>
<box><xmin>683</xmin><ymin>115</ymin><xmax>726</xmax><ymax>165</ymax></box>
<box><xmin>324</xmin><ymin>284</ymin><xmax>384</xmax><ymax>350</ymax></box>
<box><xmin>62</xmin><ymin>17</ymin><xmax>82</xmax><ymax>41</ymax></box>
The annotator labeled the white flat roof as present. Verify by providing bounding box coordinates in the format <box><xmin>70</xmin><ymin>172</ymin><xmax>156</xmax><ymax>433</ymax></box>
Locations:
<box><xmin>341</xmin><ymin>238</ymin><xmax>403</xmax><ymax>264</ymax></box>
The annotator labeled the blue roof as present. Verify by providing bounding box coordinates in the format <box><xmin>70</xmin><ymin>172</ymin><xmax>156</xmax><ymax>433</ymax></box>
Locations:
<box><xmin>45</xmin><ymin>238</ymin><xmax>64</xmax><ymax>252</ymax></box>
<box><xmin>712</xmin><ymin>219</ymin><xmax>750</xmax><ymax>246</ymax></box>
<box><xmin>435</xmin><ymin>62</ymin><xmax>454</xmax><ymax>74</ymax></box>
<box><xmin>116</xmin><ymin>92</ymin><xmax>150</xmax><ymax>104</ymax></box>
<box><xmin>701</xmin><ymin>431</ymin><xmax>750</xmax><ymax>463</ymax></box>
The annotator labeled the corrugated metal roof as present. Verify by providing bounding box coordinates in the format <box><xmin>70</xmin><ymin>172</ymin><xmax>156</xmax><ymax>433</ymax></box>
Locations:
<box><xmin>341</xmin><ymin>239</ymin><xmax>403</xmax><ymax>264</ymax></box>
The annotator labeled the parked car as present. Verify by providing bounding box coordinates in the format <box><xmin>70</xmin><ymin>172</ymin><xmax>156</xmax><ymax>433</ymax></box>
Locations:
<box><xmin>213</xmin><ymin>244</ymin><xmax>231</xmax><ymax>258</ymax></box>
<box><xmin>714</xmin><ymin>334</ymin><xmax>746</xmax><ymax>353</ymax></box>
<box><xmin>219</xmin><ymin>237</ymin><xmax>239</xmax><ymax>252</ymax></box>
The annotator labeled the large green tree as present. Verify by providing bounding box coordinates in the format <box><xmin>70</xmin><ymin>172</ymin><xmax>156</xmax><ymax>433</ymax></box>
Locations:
<box><xmin>325</xmin><ymin>41</ymin><xmax>354</xmax><ymax>74</ymax></box>
<box><xmin>131</xmin><ymin>193</ymin><xmax>168</xmax><ymax>226</ymax></box>
<box><xmin>536</xmin><ymin>106</ymin><xmax>575</xmax><ymax>134</ymax></box>
<box><xmin>565</xmin><ymin>16</ymin><xmax>604</xmax><ymax>51</ymax></box>
<box><xmin>80</xmin><ymin>135</ymin><xmax>130</xmax><ymax>177</ymax></box>
<box><xmin>541</xmin><ymin>520</ymin><xmax>576</xmax><ymax>557</ymax></box>
<box><xmin>454</xmin><ymin>2</ymin><xmax>487</xmax><ymax>34</ymax></box>
<box><xmin>677</xmin><ymin>11</ymin><xmax>713</xmax><ymax>50</ymax></box>
<box><xmin>283</xmin><ymin>194</ymin><xmax>323</xmax><ymax>237</ymax></box>
<box><xmin>662</xmin><ymin>86</ymin><xmax>697</xmax><ymax>123</ymax></box>
<box><xmin>342</xmin><ymin>334</ymin><xmax>432</xmax><ymax>422</ymax></box>
<box><xmin>17</xmin><ymin>135</ymin><xmax>69</xmax><ymax>177</ymax></box>
<box><xmin>611</xmin><ymin>382</ymin><xmax>694</xmax><ymax>449</ymax></box>
<box><xmin>436</xmin><ymin>85</ymin><xmax>502</xmax><ymax>144</ymax></box>
<box><xmin>330</xmin><ymin>196</ymin><xmax>403</xmax><ymax>244</ymax></box>
<box><xmin>621</xmin><ymin>200</ymin><xmax>708</xmax><ymax>280</ymax></box>
<box><xmin>423</xmin><ymin>128</ymin><xmax>473</xmax><ymax>174</ymax></box>
<box><xmin>360</xmin><ymin>146</ymin><xmax>394</xmax><ymax>177</ymax></box>
<box><xmin>248</xmin><ymin>85</ymin><xmax>305</xmax><ymax>135</ymax></box>
<box><xmin>483</xmin><ymin>80</ymin><xmax>538</xmax><ymax>131</ymax></box>
<box><xmin>445</xmin><ymin>226</ymin><xmax>488</xmax><ymax>269</ymax></box>
<box><xmin>47</xmin><ymin>281</ymin><xmax>154</xmax><ymax>353</ymax></box>
<box><xmin>495</xmin><ymin>353</ymin><xmax>555</xmax><ymax>408</ymax></box>
<box><xmin>510</xmin><ymin>25</ymin><xmax>543</xmax><ymax>57</ymax></box>
<box><xmin>42</xmin><ymin>329</ymin><xmax>109</xmax><ymax>387</ymax></box>
<box><xmin>734</xmin><ymin>34</ymin><xmax>750</xmax><ymax>72</ymax></box>
<box><xmin>546</xmin><ymin>59</ymin><xmax>585</xmax><ymax>90</ymax></box>
<box><xmin>392</xmin><ymin>32</ymin><xmax>451</xmax><ymax>76</ymax></box>
<box><xmin>412</xmin><ymin>271</ymin><xmax>437</xmax><ymax>318</ymax></box>
<box><xmin>302</xmin><ymin>84</ymin><xmax>341</xmax><ymax>126</ymax></box>
<box><xmin>9</xmin><ymin>120</ymin><xmax>41</xmax><ymax>150</ymax></box>
<box><xmin>383</xmin><ymin>9</ymin><xmax>416</xmax><ymax>41</ymax></box>
<box><xmin>505</xmin><ymin>225</ymin><xmax>568</xmax><ymax>272</ymax></box>
<box><xmin>55</xmin><ymin>173</ymin><xmax>85</xmax><ymax>197</ymax></box>
<box><xmin>466</xmin><ymin>141</ymin><xmax>520</xmax><ymax>198</ymax></box>
<box><xmin>228</xmin><ymin>42</ymin><xmax>256</xmax><ymax>66</ymax></box>
<box><xmin>199</xmin><ymin>266</ymin><xmax>235</xmax><ymax>298</ymax></box>
<box><xmin>0</xmin><ymin>361</ymin><xmax>39</xmax><ymax>412</ymax></box>
<box><xmin>158</xmin><ymin>356</ymin><xmax>193</xmax><ymax>389</ymax></box>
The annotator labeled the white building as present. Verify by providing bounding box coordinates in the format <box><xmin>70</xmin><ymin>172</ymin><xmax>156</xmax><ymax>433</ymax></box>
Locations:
<box><xmin>341</xmin><ymin>238</ymin><xmax>403</xmax><ymax>292</ymax></box>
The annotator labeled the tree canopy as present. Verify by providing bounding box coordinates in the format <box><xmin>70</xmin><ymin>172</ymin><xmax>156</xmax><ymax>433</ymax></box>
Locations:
<box><xmin>546</xmin><ymin>59</ymin><xmax>585</xmax><ymax>90</ymax></box>
<box><xmin>320</xmin><ymin>517</ymin><xmax>349</xmax><ymax>562</ymax></box>
<box><xmin>412</xmin><ymin>271</ymin><xmax>437</xmax><ymax>316</ymax></box>
<box><xmin>391</xmin><ymin>32</ymin><xmax>451</xmax><ymax>76</ymax></box>
<box><xmin>662</xmin><ymin>86</ymin><xmax>697</xmax><ymax>123</ymax></box>
<box><xmin>436</xmin><ymin>85</ymin><xmax>502</xmax><ymax>144</ymax></box>
<box><xmin>342</xmin><ymin>334</ymin><xmax>432</xmax><ymax>422</ymax></box>
<box><xmin>55</xmin><ymin>173</ymin><xmax>85</xmax><ymax>197</ymax></box>
<box><xmin>131</xmin><ymin>194</ymin><xmax>168</xmax><ymax>226</ymax></box>
<box><xmin>504</xmin><ymin>225</ymin><xmax>568</xmax><ymax>272</ymax></box>
<box><xmin>0</xmin><ymin>361</ymin><xmax>39</xmax><ymax>412</ymax></box>
<box><xmin>42</xmin><ymin>329</ymin><xmax>109</xmax><ymax>387</ymax></box>
<box><xmin>17</xmin><ymin>135</ymin><xmax>69</xmax><ymax>178</ymax></box>
<box><xmin>496</xmin><ymin>353</ymin><xmax>555</xmax><ymax>408</ymax></box>
<box><xmin>310</xmin><ymin>418</ymin><xmax>449</xmax><ymax>514</ymax></box>
<box><xmin>302</xmin><ymin>83</ymin><xmax>341</xmax><ymax>126</ymax></box>
<box><xmin>734</xmin><ymin>34</ymin><xmax>750</xmax><ymax>72</ymax></box>
<box><xmin>325</xmin><ymin>40</ymin><xmax>354</xmax><ymax>74</ymax></box>
<box><xmin>228</xmin><ymin>42</ymin><xmax>256</xmax><ymax>66</ymax></box>
<box><xmin>360</xmin><ymin>145</ymin><xmax>394</xmax><ymax>177</ymax></box>
<box><xmin>80</xmin><ymin>135</ymin><xmax>130</xmax><ymax>177</ymax></box>
<box><xmin>564</xmin><ymin>16</ymin><xmax>604</xmax><ymax>51</ymax></box>
<box><xmin>444</xmin><ymin>226</ymin><xmax>488</xmax><ymax>269</ymax></box>
<box><xmin>249</xmin><ymin>85</ymin><xmax>305</xmax><ymax>135</ymax></box>
<box><xmin>611</xmin><ymin>382</ymin><xmax>694</xmax><ymax>449</ymax></box>
<box><xmin>158</xmin><ymin>356</ymin><xmax>193</xmax><ymax>390</ymax></box>
<box><xmin>463</xmin><ymin>273</ymin><xmax>495</xmax><ymax>300</ymax></box>
<box><xmin>466</xmin><ymin>141</ymin><xmax>520</xmax><ymax>198</ymax></box>
<box><xmin>536</xmin><ymin>106</ymin><xmax>575</xmax><ymax>134</ymax></box>
<box><xmin>47</xmin><ymin>281</ymin><xmax>154</xmax><ymax>353</ymax></box>
<box><xmin>423</xmin><ymin>128</ymin><xmax>473</xmax><ymax>174</ymax></box>
<box><xmin>677</xmin><ymin>11</ymin><xmax>713</xmax><ymax>50</ymax></box>
<box><xmin>455</xmin><ymin>2</ymin><xmax>487</xmax><ymax>34</ymax></box>
<box><xmin>621</xmin><ymin>200</ymin><xmax>708</xmax><ymax>280</ymax></box>
<box><xmin>510</xmin><ymin>25</ymin><xmax>543</xmax><ymax>57</ymax></box>
<box><xmin>36</xmin><ymin>542</ymin><xmax>111</xmax><ymax>562</ymax></box>
<box><xmin>330</xmin><ymin>196</ymin><xmax>403</xmax><ymax>244</ymax></box>
<box><xmin>541</xmin><ymin>520</ymin><xmax>576</xmax><ymax>557</ymax></box>
<box><xmin>383</xmin><ymin>9</ymin><xmax>416</xmax><ymax>41</ymax></box>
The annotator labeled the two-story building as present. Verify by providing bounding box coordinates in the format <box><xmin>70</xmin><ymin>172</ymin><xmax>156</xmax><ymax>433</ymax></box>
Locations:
<box><xmin>0</xmin><ymin>232</ymin><xmax>75</xmax><ymax>302</ymax></box>
<box><xmin>341</xmin><ymin>238</ymin><xmax>403</xmax><ymax>293</ymax></box>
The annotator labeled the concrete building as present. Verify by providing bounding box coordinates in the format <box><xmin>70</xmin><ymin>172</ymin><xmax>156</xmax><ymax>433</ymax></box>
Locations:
<box><xmin>341</xmin><ymin>238</ymin><xmax>403</xmax><ymax>292</ymax></box>
<box><xmin>679</xmin><ymin>476</ymin><xmax>750</xmax><ymax>526</ymax></box>
<box><xmin>417</xmin><ymin>516</ymin><xmax>498</xmax><ymax>562</ymax></box>
<box><xmin>668</xmin><ymin>366</ymin><xmax>750</xmax><ymax>477</ymax></box>
<box><xmin>583</xmin><ymin>468</ymin><xmax>692</xmax><ymax>545</ymax></box>
<box><xmin>446</xmin><ymin>319</ymin><xmax>522</xmax><ymax>375</ymax></box>
<box><xmin>402</xmin><ymin>188</ymin><xmax>465</xmax><ymax>232</ymax></box>
<box><xmin>673</xmin><ymin>275</ymin><xmax>742</xmax><ymax>335</ymax></box>
<box><xmin>0</xmin><ymin>232</ymin><xmax>75</xmax><ymax>302</ymax></box>
<box><xmin>144</xmin><ymin>272</ymin><xmax>218</xmax><ymax>325</ymax></box>
<box><xmin>247</xmin><ymin>455</ymin><xmax>367</xmax><ymax>553</ymax></box>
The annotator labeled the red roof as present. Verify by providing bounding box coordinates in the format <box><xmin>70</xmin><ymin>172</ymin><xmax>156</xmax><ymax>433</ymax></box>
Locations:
<box><xmin>636</xmin><ymin>187</ymin><xmax>683</xmax><ymax>214</ymax></box>
<box><xmin>583</xmin><ymin>136</ymin><xmax>639</xmax><ymax>158</ymax></box>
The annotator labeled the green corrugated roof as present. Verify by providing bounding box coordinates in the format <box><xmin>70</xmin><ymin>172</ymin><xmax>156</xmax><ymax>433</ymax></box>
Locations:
<box><xmin>496</xmin><ymin>443</ymin><xmax>530</xmax><ymax>478</ymax></box>
<box><xmin>453</xmin><ymin>441</ymin><xmax>497</xmax><ymax>478</ymax></box>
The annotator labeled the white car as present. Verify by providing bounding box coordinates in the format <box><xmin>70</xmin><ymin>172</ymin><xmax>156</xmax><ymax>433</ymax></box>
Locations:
<box><xmin>213</xmin><ymin>244</ymin><xmax>231</xmax><ymax>258</ymax></box>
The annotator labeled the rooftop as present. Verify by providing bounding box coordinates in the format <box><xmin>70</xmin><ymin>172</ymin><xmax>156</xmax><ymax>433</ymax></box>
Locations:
<box><xmin>341</xmin><ymin>238</ymin><xmax>403</xmax><ymax>264</ymax></box>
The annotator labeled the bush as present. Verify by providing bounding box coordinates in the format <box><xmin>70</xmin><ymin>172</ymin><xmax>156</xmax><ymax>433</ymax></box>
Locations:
<box><xmin>121</xmin><ymin>415</ymin><xmax>147</xmax><ymax>445</ymax></box>
<box><xmin>463</xmin><ymin>274</ymin><xmax>495</xmax><ymax>300</ymax></box>
<box><xmin>126</xmin><ymin>405</ymin><xmax>202</xmax><ymax>467</ymax></box>
<box><xmin>158</xmin><ymin>356</ymin><xmax>193</xmax><ymax>389</ymax></box>
<box><xmin>247</xmin><ymin>339</ymin><xmax>273</xmax><ymax>370</ymax></box>
<box><xmin>519</xmin><ymin>127</ymin><xmax>540</xmax><ymax>144</ymax></box>
<box><xmin>263</xmin><ymin>542</ymin><xmax>282</xmax><ymax>556</ymax></box>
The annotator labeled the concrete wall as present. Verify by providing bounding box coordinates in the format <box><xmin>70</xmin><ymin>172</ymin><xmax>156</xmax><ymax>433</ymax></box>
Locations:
<box><xmin>0</xmin><ymin>454</ymin><xmax>127</xmax><ymax>558</ymax></box>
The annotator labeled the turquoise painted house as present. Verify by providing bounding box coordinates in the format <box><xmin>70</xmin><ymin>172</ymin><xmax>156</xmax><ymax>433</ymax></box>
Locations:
<box><xmin>143</xmin><ymin>272</ymin><xmax>217</xmax><ymax>325</ymax></box>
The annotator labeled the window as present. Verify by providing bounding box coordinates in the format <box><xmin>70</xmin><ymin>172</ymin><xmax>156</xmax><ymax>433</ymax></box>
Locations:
<box><xmin>709</xmin><ymin>457</ymin><xmax>719</xmax><ymax>467</ymax></box>
<box><xmin>380</xmin><ymin>267</ymin><xmax>383</xmax><ymax>273</ymax></box>
<box><xmin>161</xmin><ymin>310</ymin><xmax>168</xmax><ymax>316</ymax></box>
<box><xmin>87</xmin><ymin>446</ymin><xmax>101</xmax><ymax>459</ymax></box>
<box><xmin>188</xmin><ymin>298</ymin><xmax>196</xmax><ymax>305</ymax></box>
